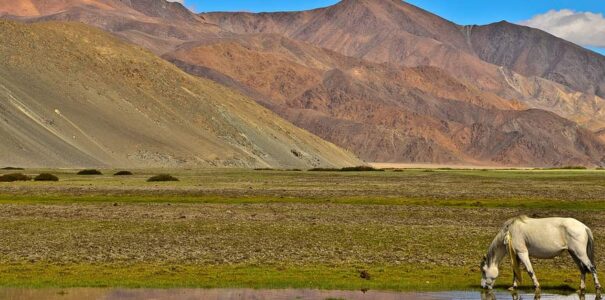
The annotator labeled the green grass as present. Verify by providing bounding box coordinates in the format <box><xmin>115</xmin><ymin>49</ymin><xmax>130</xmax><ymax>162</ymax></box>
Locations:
<box><xmin>0</xmin><ymin>263</ymin><xmax>582</xmax><ymax>291</ymax></box>
<box><xmin>1</xmin><ymin>194</ymin><xmax>604</xmax><ymax>210</ymax></box>
<box><xmin>0</xmin><ymin>168</ymin><xmax>604</xmax><ymax>291</ymax></box>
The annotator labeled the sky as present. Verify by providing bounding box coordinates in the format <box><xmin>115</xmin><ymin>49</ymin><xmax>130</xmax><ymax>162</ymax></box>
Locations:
<box><xmin>177</xmin><ymin>0</ymin><xmax>605</xmax><ymax>54</ymax></box>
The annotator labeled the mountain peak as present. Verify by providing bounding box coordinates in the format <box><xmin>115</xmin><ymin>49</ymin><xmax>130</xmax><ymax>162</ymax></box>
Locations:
<box><xmin>337</xmin><ymin>0</ymin><xmax>401</xmax><ymax>4</ymax></box>
<box><xmin>333</xmin><ymin>0</ymin><xmax>422</xmax><ymax>12</ymax></box>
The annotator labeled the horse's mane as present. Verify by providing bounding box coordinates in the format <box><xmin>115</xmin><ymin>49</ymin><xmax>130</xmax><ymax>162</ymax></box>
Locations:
<box><xmin>504</xmin><ymin>215</ymin><xmax>529</xmax><ymax>226</ymax></box>
<box><xmin>483</xmin><ymin>216</ymin><xmax>529</xmax><ymax>266</ymax></box>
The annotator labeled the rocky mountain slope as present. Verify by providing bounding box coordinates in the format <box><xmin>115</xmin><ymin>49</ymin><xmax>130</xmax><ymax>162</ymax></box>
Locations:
<box><xmin>469</xmin><ymin>21</ymin><xmax>605</xmax><ymax>99</ymax></box>
<box><xmin>0</xmin><ymin>20</ymin><xmax>361</xmax><ymax>168</ymax></box>
<box><xmin>3</xmin><ymin>0</ymin><xmax>605</xmax><ymax>166</ymax></box>
<box><xmin>203</xmin><ymin>0</ymin><xmax>605</xmax><ymax>132</ymax></box>
<box><xmin>164</xmin><ymin>35</ymin><xmax>605</xmax><ymax>165</ymax></box>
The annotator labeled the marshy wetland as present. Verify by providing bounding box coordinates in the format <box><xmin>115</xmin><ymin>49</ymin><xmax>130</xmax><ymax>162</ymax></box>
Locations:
<box><xmin>0</xmin><ymin>168</ymin><xmax>604</xmax><ymax>295</ymax></box>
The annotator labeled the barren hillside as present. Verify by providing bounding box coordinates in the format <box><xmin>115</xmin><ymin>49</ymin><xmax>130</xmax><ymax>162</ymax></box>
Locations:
<box><xmin>0</xmin><ymin>20</ymin><xmax>361</xmax><ymax>168</ymax></box>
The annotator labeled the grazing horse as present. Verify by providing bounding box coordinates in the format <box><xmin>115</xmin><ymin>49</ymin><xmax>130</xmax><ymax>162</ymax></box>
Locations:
<box><xmin>480</xmin><ymin>216</ymin><xmax>601</xmax><ymax>293</ymax></box>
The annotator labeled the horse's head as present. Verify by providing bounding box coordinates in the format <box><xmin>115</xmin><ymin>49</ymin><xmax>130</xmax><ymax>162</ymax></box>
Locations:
<box><xmin>480</xmin><ymin>255</ymin><xmax>499</xmax><ymax>289</ymax></box>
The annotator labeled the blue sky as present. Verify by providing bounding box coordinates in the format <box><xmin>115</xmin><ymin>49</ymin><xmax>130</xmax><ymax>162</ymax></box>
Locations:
<box><xmin>185</xmin><ymin>0</ymin><xmax>605</xmax><ymax>54</ymax></box>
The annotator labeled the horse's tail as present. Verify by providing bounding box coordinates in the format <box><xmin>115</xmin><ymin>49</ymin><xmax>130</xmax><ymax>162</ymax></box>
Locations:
<box><xmin>506</xmin><ymin>231</ymin><xmax>523</xmax><ymax>283</ymax></box>
<box><xmin>587</xmin><ymin>227</ymin><xmax>596</xmax><ymax>267</ymax></box>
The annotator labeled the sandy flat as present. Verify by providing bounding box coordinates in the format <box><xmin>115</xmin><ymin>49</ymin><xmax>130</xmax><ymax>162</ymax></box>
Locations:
<box><xmin>369</xmin><ymin>162</ymin><xmax>533</xmax><ymax>169</ymax></box>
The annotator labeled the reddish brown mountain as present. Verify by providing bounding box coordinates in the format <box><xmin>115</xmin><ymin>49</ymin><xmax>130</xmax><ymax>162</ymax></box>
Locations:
<box><xmin>468</xmin><ymin>21</ymin><xmax>605</xmax><ymax>98</ymax></box>
<box><xmin>164</xmin><ymin>35</ymin><xmax>605</xmax><ymax>165</ymax></box>
<box><xmin>203</xmin><ymin>0</ymin><xmax>495</xmax><ymax>88</ymax></box>
<box><xmin>4</xmin><ymin>0</ymin><xmax>605</xmax><ymax>166</ymax></box>
<box><xmin>203</xmin><ymin>0</ymin><xmax>605</xmax><ymax>131</ymax></box>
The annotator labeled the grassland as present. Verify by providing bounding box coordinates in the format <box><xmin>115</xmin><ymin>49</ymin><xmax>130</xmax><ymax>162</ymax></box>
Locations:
<box><xmin>1</xmin><ymin>168</ymin><xmax>605</xmax><ymax>292</ymax></box>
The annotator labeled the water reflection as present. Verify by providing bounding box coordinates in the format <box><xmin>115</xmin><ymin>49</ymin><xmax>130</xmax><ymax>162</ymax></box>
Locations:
<box><xmin>482</xmin><ymin>290</ymin><xmax>603</xmax><ymax>300</ymax></box>
<box><xmin>0</xmin><ymin>288</ymin><xmax>601</xmax><ymax>300</ymax></box>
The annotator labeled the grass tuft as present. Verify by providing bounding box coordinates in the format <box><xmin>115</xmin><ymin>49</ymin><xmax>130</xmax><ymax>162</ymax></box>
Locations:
<box><xmin>308</xmin><ymin>168</ymin><xmax>340</xmax><ymax>172</ymax></box>
<box><xmin>114</xmin><ymin>171</ymin><xmax>134</xmax><ymax>176</ymax></box>
<box><xmin>546</xmin><ymin>166</ymin><xmax>588</xmax><ymax>170</ymax></box>
<box><xmin>340</xmin><ymin>166</ymin><xmax>383</xmax><ymax>172</ymax></box>
<box><xmin>0</xmin><ymin>173</ymin><xmax>31</xmax><ymax>182</ymax></box>
<box><xmin>147</xmin><ymin>174</ymin><xmax>179</xmax><ymax>182</ymax></box>
<box><xmin>77</xmin><ymin>169</ymin><xmax>103</xmax><ymax>175</ymax></box>
<box><xmin>309</xmin><ymin>166</ymin><xmax>383</xmax><ymax>172</ymax></box>
<box><xmin>34</xmin><ymin>173</ymin><xmax>59</xmax><ymax>182</ymax></box>
<box><xmin>1</xmin><ymin>167</ymin><xmax>24</xmax><ymax>170</ymax></box>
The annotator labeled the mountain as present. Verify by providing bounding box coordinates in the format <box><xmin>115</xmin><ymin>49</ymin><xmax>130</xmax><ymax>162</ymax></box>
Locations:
<box><xmin>469</xmin><ymin>21</ymin><xmax>605</xmax><ymax>99</ymax></box>
<box><xmin>164</xmin><ymin>34</ymin><xmax>605</xmax><ymax>166</ymax></box>
<box><xmin>3</xmin><ymin>0</ymin><xmax>605</xmax><ymax>166</ymax></box>
<box><xmin>0</xmin><ymin>20</ymin><xmax>361</xmax><ymax>168</ymax></box>
<box><xmin>202</xmin><ymin>0</ymin><xmax>605</xmax><ymax>132</ymax></box>
<box><xmin>202</xmin><ymin>0</ymin><xmax>490</xmax><ymax>85</ymax></box>
<box><xmin>468</xmin><ymin>21</ymin><xmax>605</xmax><ymax>131</ymax></box>
<box><xmin>0</xmin><ymin>0</ymin><xmax>223</xmax><ymax>54</ymax></box>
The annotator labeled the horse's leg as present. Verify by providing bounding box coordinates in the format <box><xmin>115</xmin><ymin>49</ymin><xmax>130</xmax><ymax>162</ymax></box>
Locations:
<box><xmin>508</xmin><ymin>272</ymin><xmax>519</xmax><ymax>291</ymax></box>
<box><xmin>569</xmin><ymin>250</ymin><xmax>588</xmax><ymax>292</ymax></box>
<box><xmin>592</xmin><ymin>268</ymin><xmax>602</xmax><ymax>293</ymax></box>
<box><xmin>589</xmin><ymin>264</ymin><xmax>601</xmax><ymax>296</ymax></box>
<box><xmin>518</xmin><ymin>252</ymin><xmax>540</xmax><ymax>292</ymax></box>
<box><xmin>510</xmin><ymin>272</ymin><xmax>519</xmax><ymax>291</ymax></box>
<box><xmin>572</xmin><ymin>250</ymin><xmax>601</xmax><ymax>292</ymax></box>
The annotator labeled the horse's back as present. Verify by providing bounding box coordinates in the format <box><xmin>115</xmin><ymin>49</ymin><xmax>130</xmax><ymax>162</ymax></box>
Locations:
<box><xmin>511</xmin><ymin>217</ymin><xmax>589</xmax><ymax>257</ymax></box>
<box><xmin>519</xmin><ymin>216</ymin><xmax>585</xmax><ymax>227</ymax></box>
<box><xmin>524</xmin><ymin>217</ymin><xmax>588</xmax><ymax>235</ymax></box>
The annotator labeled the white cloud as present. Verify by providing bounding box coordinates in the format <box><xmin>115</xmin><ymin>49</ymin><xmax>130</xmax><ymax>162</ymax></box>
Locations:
<box><xmin>520</xmin><ymin>9</ymin><xmax>605</xmax><ymax>48</ymax></box>
<box><xmin>166</xmin><ymin>0</ymin><xmax>184</xmax><ymax>4</ymax></box>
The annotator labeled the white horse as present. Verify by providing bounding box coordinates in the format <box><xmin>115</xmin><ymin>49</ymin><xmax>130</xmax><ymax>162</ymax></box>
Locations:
<box><xmin>481</xmin><ymin>216</ymin><xmax>601</xmax><ymax>293</ymax></box>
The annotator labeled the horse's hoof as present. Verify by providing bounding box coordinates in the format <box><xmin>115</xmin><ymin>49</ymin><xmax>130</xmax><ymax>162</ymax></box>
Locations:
<box><xmin>534</xmin><ymin>294</ymin><xmax>542</xmax><ymax>300</ymax></box>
